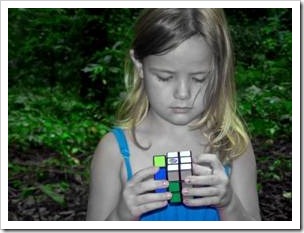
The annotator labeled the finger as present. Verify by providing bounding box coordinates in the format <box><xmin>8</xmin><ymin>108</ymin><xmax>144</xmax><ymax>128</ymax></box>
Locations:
<box><xmin>132</xmin><ymin>179</ymin><xmax>169</xmax><ymax>195</ymax></box>
<box><xmin>135</xmin><ymin>200</ymin><xmax>168</xmax><ymax>216</ymax></box>
<box><xmin>130</xmin><ymin>166</ymin><xmax>159</xmax><ymax>185</ymax></box>
<box><xmin>182</xmin><ymin>186</ymin><xmax>219</xmax><ymax>197</ymax></box>
<box><xmin>136</xmin><ymin>192</ymin><xmax>172</xmax><ymax>205</ymax></box>
<box><xmin>183</xmin><ymin>196</ymin><xmax>219</xmax><ymax>207</ymax></box>
<box><xmin>192</xmin><ymin>163</ymin><xmax>213</xmax><ymax>176</ymax></box>
<box><xmin>186</xmin><ymin>174</ymin><xmax>220</xmax><ymax>186</ymax></box>
<box><xmin>196</xmin><ymin>154</ymin><xmax>223</xmax><ymax>173</ymax></box>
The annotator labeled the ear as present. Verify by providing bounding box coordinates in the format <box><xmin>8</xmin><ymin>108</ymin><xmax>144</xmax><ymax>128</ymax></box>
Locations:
<box><xmin>130</xmin><ymin>49</ymin><xmax>144</xmax><ymax>78</ymax></box>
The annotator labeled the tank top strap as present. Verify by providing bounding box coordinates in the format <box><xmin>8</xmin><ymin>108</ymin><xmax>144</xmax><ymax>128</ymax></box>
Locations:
<box><xmin>224</xmin><ymin>164</ymin><xmax>232</xmax><ymax>177</ymax></box>
<box><xmin>111</xmin><ymin>127</ymin><xmax>133</xmax><ymax>181</ymax></box>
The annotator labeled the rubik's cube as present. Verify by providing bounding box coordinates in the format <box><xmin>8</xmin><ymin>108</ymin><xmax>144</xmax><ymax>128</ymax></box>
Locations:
<box><xmin>153</xmin><ymin>150</ymin><xmax>193</xmax><ymax>204</ymax></box>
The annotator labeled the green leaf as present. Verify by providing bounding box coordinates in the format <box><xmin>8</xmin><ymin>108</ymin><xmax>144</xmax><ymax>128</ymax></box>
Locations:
<box><xmin>272</xmin><ymin>174</ymin><xmax>282</xmax><ymax>181</ymax></box>
<box><xmin>282</xmin><ymin>191</ymin><xmax>292</xmax><ymax>199</ymax></box>
<box><xmin>71</xmin><ymin>147</ymin><xmax>79</xmax><ymax>154</ymax></box>
<box><xmin>21</xmin><ymin>187</ymin><xmax>37</xmax><ymax>198</ymax></box>
<box><xmin>39</xmin><ymin>184</ymin><xmax>65</xmax><ymax>205</ymax></box>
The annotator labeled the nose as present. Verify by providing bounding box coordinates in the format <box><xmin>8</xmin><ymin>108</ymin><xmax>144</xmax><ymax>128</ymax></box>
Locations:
<box><xmin>174</xmin><ymin>79</ymin><xmax>191</xmax><ymax>100</ymax></box>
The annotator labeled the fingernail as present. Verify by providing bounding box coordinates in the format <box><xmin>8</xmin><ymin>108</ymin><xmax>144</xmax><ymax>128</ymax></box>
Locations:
<box><xmin>185</xmin><ymin>178</ymin><xmax>191</xmax><ymax>184</ymax></box>
<box><xmin>162</xmin><ymin>181</ymin><xmax>168</xmax><ymax>186</ymax></box>
<box><xmin>162</xmin><ymin>201</ymin><xmax>168</xmax><ymax>206</ymax></box>
<box><xmin>166</xmin><ymin>193</ymin><xmax>172</xmax><ymax>198</ymax></box>
<box><xmin>182</xmin><ymin>188</ymin><xmax>188</xmax><ymax>194</ymax></box>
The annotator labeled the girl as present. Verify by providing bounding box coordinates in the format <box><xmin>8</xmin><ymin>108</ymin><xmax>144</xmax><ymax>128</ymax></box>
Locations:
<box><xmin>86</xmin><ymin>8</ymin><xmax>261</xmax><ymax>221</ymax></box>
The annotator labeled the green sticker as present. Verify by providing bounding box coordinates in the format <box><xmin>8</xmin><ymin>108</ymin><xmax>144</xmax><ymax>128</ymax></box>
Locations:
<box><xmin>169</xmin><ymin>181</ymin><xmax>180</xmax><ymax>192</ymax></box>
<box><xmin>153</xmin><ymin>155</ymin><xmax>166</xmax><ymax>167</ymax></box>
<box><xmin>171</xmin><ymin>192</ymin><xmax>181</xmax><ymax>203</ymax></box>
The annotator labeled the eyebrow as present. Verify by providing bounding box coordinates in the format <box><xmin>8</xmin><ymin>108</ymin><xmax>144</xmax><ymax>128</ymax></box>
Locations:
<box><xmin>149</xmin><ymin>68</ymin><xmax>175</xmax><ymax>74</ymax></box>
<box><xmin>189</xmin><ymin>71</ymin><xmax>209</xmax><ymax>75</ymax></box>
<box><xmin>149</xmin><ymin>68</ymin><xmax>209</xmax><ymax>75</ymax></box>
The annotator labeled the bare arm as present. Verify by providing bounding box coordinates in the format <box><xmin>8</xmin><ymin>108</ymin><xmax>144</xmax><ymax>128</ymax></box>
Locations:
<box><xmin>219</xmin><ymin>142</ymin><xmax>261</xmax><ymax>220</ymax></box>
<box><xmin>86</xmin><ymin>132</ymin><xmax>123</xmax><ymax>220</ymax></box>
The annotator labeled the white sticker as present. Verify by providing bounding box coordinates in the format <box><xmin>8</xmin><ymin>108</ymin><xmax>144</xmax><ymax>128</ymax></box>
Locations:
<box><xmin>168</xmin><ymin>164</ymin><xmax>179</xmax><ymax>171</ymax></box>
<box><xmin>167</xmin><ymin>152</ymin><xmax>178</xmax><ymax>157</ymax></box>
<box><xmin>180</xmin><ymin>163</ymin><xmax>192</xmax><ymax>170</ymax></box>
<box><xmin>180</xmin><ymin>157</ymin><xmax>191</xmax><ymax>163</ymax></box>
<box><xmin>179</xmin><ymin>150</ymin><xmax>191</xmax><ymax>157</ymax></box>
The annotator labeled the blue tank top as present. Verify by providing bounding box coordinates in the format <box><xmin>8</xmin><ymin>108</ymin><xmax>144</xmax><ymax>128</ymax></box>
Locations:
<box><xmin>111</xmin><ymin>127</ymin><xmax>231</xmax><ymax>221</ymax></box>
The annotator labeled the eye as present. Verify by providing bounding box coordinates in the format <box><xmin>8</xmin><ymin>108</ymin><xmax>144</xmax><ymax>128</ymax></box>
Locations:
<box><xmin>156</xmin><ymin>75</ymin><xmax>173</xmax><ymax>82</ymax></box>
<box><xmin>192</xmin><ymin>76</ymin><xmax>206</xmax><ymax>83</ymax></box>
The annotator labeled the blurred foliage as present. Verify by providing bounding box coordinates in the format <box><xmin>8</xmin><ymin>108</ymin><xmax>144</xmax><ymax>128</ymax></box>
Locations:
<box><xmin>225</xmin><ymin>9</ymin><xmax>292</xmax><ymax>198</ymax></box>
<box><xmin>9</xmin><ymin>86</ymin><xmax>111</xmax><ymax>165</ymax></box>
<box><xmin>226</xmin><ymin>9</ymin><xmax>292</xmax><ymax>139</ymax></box>
<box><xmin>8</xmin><ymin>9</ymin><xmax>291</xmax><ymax>211</ymax></box>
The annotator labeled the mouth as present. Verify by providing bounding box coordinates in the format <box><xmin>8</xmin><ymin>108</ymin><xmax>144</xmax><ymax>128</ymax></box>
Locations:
<box><xmin>170</xmin><ymin>107</ymin><xmax>192</xmax><ymax>113</ymax></box>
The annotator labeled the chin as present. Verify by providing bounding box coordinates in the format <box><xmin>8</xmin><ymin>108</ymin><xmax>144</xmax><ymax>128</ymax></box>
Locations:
<box><xmin>167</xmin><ymin>118</ymin><xmax>195</xmax><ymax>126</ymax></box>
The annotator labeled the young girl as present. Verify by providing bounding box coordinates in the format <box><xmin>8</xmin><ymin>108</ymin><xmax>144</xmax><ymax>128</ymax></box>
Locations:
<box><xmin>86</xmin><ymin>8</ymin><xmax>261</xmax><ymax>221</ymax></box>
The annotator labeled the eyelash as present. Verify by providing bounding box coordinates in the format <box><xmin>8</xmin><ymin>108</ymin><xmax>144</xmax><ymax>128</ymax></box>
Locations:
<box><xmin>156</xmin><ymin>75</ymin><xmax>207</xmax><ymax>83</ymax></box>
<box><xmin>192</xmin><ymin>77</ymin><xmax>206</xmax><ymax>83</ymax></box>
<box><xmin>157</xmin><ymin>75</ymin><xmax>173</xmax><ymax>82</ymax></box>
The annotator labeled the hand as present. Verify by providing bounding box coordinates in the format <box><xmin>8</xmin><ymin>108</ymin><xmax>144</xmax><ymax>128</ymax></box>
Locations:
<box><xmin>182</xmin><ymin>153</ymin><xmax>233</xmax><ymax>208</ymax></box>
<box><xmin>117</xmin><ymin>166</ymin><xmax>172</xmax><ymax>220</ymax></box>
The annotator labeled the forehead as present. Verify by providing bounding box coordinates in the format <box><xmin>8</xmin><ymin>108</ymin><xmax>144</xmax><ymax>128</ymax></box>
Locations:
<box><xmin>143</xmin><ymin>36</ymin><xmax>212</xmax><ymax>71</ymax></box>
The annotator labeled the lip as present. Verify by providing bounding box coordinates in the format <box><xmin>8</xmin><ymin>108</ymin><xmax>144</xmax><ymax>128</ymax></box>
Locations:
<box><xmin>170</xmin><ymin>107</ymin><xmax>192</xmax><ymax>113</ymax></box>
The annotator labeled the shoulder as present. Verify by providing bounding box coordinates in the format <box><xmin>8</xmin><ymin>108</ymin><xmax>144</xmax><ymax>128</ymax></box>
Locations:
<box><xmin>234</xmin><ymin>141</ymin><xmax>256</xmax><ymax>166</ymax></box>
<box><xmin>230</xmin><ymin>140</ymin><xmax>257</xmax><ymax>179</ymax></box>
<box><xmin>95</xmin><ymin>130</ymin><xmax>119</xmax><ymax>154</ymax></box>
<box><xmin>91</xmin><ymin>130</ymin><xmax>123</xmax><ymax>170</ymax></box>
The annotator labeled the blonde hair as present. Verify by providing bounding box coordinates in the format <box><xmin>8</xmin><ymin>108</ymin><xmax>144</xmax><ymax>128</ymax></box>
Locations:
<box><xmin>116</xmin><ymin>9</ymin><xmax>249</xmax><ymax>163</ymax></box>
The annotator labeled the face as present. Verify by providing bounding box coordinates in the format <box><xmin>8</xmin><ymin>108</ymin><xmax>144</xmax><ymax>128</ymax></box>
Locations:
<box><xmin>135</xmin><ymin>36</ymin><xmax>213</xmax><ymax>126</ymax></box>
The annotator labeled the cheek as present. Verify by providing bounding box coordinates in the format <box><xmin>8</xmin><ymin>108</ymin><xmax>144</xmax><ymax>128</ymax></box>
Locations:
<box><xmin>148</xmin><ymin>89</ymin><xmax>169</xmax><ymax>104</ymax></box>
<box><xmin>193</xmin><ymin>86</ymin><xmax>207</xmax><ymax>106</ymax></box>
<box><xmin>144</xmin><ymin>79</ymin><xmax>167</xmax><ymax>102</ymax></box>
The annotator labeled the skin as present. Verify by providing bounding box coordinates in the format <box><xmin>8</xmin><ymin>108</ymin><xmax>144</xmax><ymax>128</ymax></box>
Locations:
<box><xmin>86</xmin><ymin>36</ymin><xmax>261</xmax><ymax>221</ymax></box>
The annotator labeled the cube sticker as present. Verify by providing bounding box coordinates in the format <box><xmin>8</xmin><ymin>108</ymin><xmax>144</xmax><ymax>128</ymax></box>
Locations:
<box><xmin>167</xmin><ymin>157</ymin><xmax>178</xmax><ymax>165</ymax></box>
<box><xmin>153</xmin><ymin>150</ymin><xmax>193</xmax><ymax>204</ymax></box>
<box><xmin>171</xmin><ymin>192</ymin><xmax>182</xmax><ymax>203</ymax></box>
<box><xmin>168</xmin><ymin>171</ymin><xmax>179</xmax><ymax>180</ymax></box>
<box><xmin>154</xmin><ymin>155</ymin><xmax>166</xmax><ymax>167</ymax></box>
<box><xmin>169</xmin><ymin>181</ymin><xmax>180</xmax><ymax>192</ymax></box>
<box><xmin>168</xmin><ymin>164</ymin><xmax>179</xmax><ymax>171</ymax></box>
